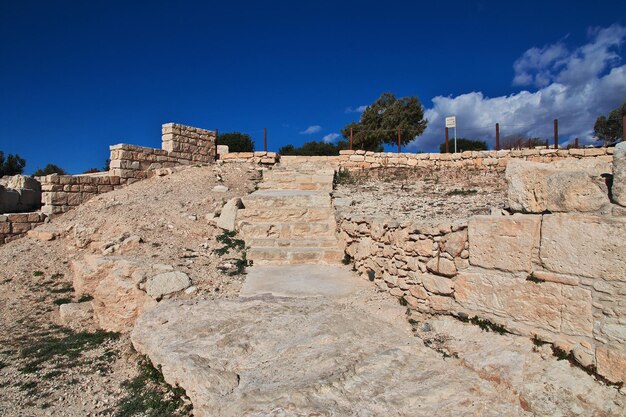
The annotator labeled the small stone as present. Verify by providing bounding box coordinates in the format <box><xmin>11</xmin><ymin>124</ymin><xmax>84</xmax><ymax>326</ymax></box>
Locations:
<box><xmin>213</xmin><ymin>185</ymin><xmax>229</xmax><ymax>192</ymax></box>
<box><xmin>145</xmin><ymin>271</ymin><xmax>191</xmax><ymax>298</ymax></box>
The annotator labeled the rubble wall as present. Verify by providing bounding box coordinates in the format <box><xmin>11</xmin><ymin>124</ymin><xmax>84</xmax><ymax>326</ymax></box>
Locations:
<box><xmin>339</xmin><ymin>212</ymin><xmax>626</xmax><ymax>384</ymax></box>
<box><xmin>39</xmin><ymin>174</ymin><xmax>123</xmax><ymax>215</ymax></box>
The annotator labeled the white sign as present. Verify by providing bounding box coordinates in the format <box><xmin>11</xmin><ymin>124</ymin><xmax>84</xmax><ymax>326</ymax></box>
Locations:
<box><xmin>445</xmin><ymin>116</ymin><xmax>456</xmax><ymax>128</ymax></box>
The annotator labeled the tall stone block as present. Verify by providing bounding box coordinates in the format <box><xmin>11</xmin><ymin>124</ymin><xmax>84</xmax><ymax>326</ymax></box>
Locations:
<box><xmin>613</xmin><ymin>142</ymin><xmax>626</xmax><ymax>206</ymax></box>
<box><xmin>468</xmin><ymin>215</ymin><xmax>541</xmax><ymax>272</ymax></box>
<box><xmin>540</xmin><ymin>214</ymin><xmax>626</xmax><ymax>280</ymax></box>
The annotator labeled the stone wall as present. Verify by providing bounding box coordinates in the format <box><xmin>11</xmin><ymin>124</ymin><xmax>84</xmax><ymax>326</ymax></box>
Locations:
<box><xmin>338</xmin><ymin>212</ymin><xmax>626</xmax><ymax>384</ymax></box>
<box><xmin>39</xmin><ymin>174</ymin><xmax>123</xmax><ymax>215</ymax></box>
<box><xmin>109</xmin><ymin>123</ymin><xmax>217</xmax><ymax>183</ymax></box>
<box><xmin>0</xmin><ymin>175</ymin><xmax>42</xmax><ymax>213</ymax></box>
<box><xmin>220</xmin><ymin>151</ymin><xmax>278</xmax><ymax>165</ymax></box>
<box><xmin>0</xmin><ymin>212</ymin><xmax>47</xmax><ymax>244</ymax></box>
<box><xmin>338</xmin><ymin>148</ymin><xmax>614</xmax><ymax>170</ymax></box>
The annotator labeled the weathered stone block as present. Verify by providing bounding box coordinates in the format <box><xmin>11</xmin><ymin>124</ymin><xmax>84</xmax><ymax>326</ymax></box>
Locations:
<box><xmin>421</xmin><ymin>273</ymin><xmax>454</xmax><ymax>295</ymax></box>
<box><xmin>468</xmin><ymin>214</ymin><xmax>540</xmax><ymax>272</ymax></box>
<box><xmin>455</xmin><ymin>271</ymin><xmax>562</xmax><ymax>333</ymax></box>
<box><xmin>540</xmin><ymin>214</ymin><xmax>626</xmax><ymax>280</ymax></box>
<box><xmin>613</xmin><ymin>142</ymin><xmax>626</xmax><ymax>206</ymax></box>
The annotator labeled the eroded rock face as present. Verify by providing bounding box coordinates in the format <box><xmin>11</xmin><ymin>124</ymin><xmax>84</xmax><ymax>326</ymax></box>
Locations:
<box><xmin>145</xmin><ymin>271</ymin><xmax>191</xmax><ymax>299</ymax></box>
<box><xmin>131</xmin><ymin>298</ymin><xmax>531</xmax><ymax>417</ymax></box>
<box><xmin>505</xmin><ymin>159</ymin><xmax>610</xmax><ymax>213</ymax></box>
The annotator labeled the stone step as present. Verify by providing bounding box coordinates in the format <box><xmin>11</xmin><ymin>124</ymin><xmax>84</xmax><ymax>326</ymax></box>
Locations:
<box><xmin>248</xmin><ymin>238</ymin><xmax>339</xmax><ymax>248</ymax></box>
<box><xmin>257</xmin><ymin>182</ymin><xmax>333</xmax><ymax>191</ymax></box>
<box><xmin>247</xmin><ymin>247</ymin><xmax>344</xmax><ymax>265</ymax></box>
<box><xmin>237</xmin><ymin>221</ymin><xmax>336</xmax><ymax>239</ymax></box>
<box><xmin>242</xmin><ymin>190</ymin><xmax>331</xmax><ymax>209</ymax></box>
<box><xmin>238</xmin><ymin>208</ymin><xmax>334</xmax><ymax>222</ymax></box>
<box><xmin>262</xmin><ymin>171</ymin><xmax>335</xmax><ymax>183</ymax></box>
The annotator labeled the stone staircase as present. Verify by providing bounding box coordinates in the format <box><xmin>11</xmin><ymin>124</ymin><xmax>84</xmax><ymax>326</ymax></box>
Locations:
<box><xmin>237</xmin><ymin>164</ymin><xmax>343</xmax><ymax>265</ymax></box>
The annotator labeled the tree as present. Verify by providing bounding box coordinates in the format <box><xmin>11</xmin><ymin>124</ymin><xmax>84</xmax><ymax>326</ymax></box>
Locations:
<box><xmin>217</xmin><ymin>132</ymin><xmax>255</xmax><ymax>152</ymax></box>
<box><xmin>341</xmin><ymin>92</ymin><xmax>428</xmax><ymax>151</ymax></box>
<box><xmin>439</xmin><ymin>138</ymin><xmax>488</xmax><ymax>153</ymax></box>
<box><xmin>32</xmin><ymin>164</ymin><xmax>67</xmax><ymax>176</ymax></box>
<box><xmin>279</xmin><ymin>140</ymin><xmax>349</xmax><ymax>156</ymax></box>
<box><xmin>0</xmin><ymin>151</ymin><xmax>26</xmax><ymax>177</ymax></box>
<box><xmin>594</xmin><ymin>100</ymin><xmax>626</xmax><ymax>145</ymax></box>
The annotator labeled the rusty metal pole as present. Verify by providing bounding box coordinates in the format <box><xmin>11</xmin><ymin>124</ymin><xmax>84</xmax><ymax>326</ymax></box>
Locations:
<box><xmin>545</xmin><ymin>138</ymin><xmax>549</xmax><ymax>149</ymax></box>
<box><xmin>495</xmin><ymin>123</ymin><xmax>500</xmax><ymax>151</ymax></box>
<box><xmin>445</xmin><ymin>127</ymin><xmax>449</xmax><ymax>153</ymax></box>
<box><xmin>528</xmin><ymin>138</ymin><xmax>532</xmax><ymax>149</ymax></box>
<box><xmin>349</xmin><ymin>127</ymin><xmax>353</xmax><ymax>150</ymax></box>
<box><xmin>554</xmin><ymin>119</ymin><xmax>559</xmax><ymax>149</ymax></box>
<box><xmin>574</xmin><ymin>137</ymin><xmax>579</xmax><ymax>148</ymax></box>
<box><xmin>262</xmin><ymin>128</ymin><xmax>266</xmax><ymax>152</ymax></box>
<box><xmin>397</xmin><ymin>127</ymin><xmax>401</xmax><ymax>153</ymax></box>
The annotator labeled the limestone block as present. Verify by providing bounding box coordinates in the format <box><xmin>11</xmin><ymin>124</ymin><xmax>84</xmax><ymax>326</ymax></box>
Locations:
<box><xmin>561</xmin><ymin>286</ymin><xmax>593</xmax><ymax>337</ymax></box>
<box><xmin>505</xmin><ymin>159</ymin><xmax>610</xmax><ymax>213</ymax></box>
<box><xmin>421</xmin><ymin>273</ymin><xmax>454</xmax><ymax>295</ymax></box>
<box><xmin>596</xmin><ymin>347</ymin><xmax>626</xmax><ymax>384</ymax></box>
<box><xmin>145</xmin><ymin>271</ymin><xmax>191</xmax><ymax>299</ymax></box>
<box><xmin>468</xmin><ymin>214</ymin><xmax>540</xmax><ymax>272</ymax></box>
<box><xmin>409</xmin><ymin>285</ymin><xmax>428</xmax><ymax>299</ymax></box>
<box><xmin>540</xmin><ymin>214</ymin><xmax>626</xmax><ymax>280</ymax></box>
<box><xmin>613</xmin><ymin>142</ymin><xmax>626</xmax><ymax>206</ymax></box>
<box><xmin>455</xmin><ymin>271</ymin><xmax>563</xmax><ymax>333</ymax></box>
<box><xmin>440</xmin><ymin>229</ymin><xmax>467</xmax><ymax>257</ymax></box>
<box><xmin>426</xmin><ymin>257</ymin><xmax>457</xmax><ymax>277</ymax></box>
<box><xmin>217</xmin><ymin>198</ymin><xmax>244</xmax><ymax>231</ymax></box>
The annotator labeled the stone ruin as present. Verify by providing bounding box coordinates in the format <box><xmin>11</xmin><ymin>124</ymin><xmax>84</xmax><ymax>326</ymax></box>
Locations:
<box><xmin>2</xmin><ymin>121</ymin><xmax>625</xmax><ymax>414</ymax></box>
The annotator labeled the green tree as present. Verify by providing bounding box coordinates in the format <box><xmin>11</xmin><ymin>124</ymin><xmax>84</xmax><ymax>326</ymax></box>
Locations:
<box><xmin>0</xmin><ymin>151</ymin><xmax>26</xmax><ymax>177</ymax></box>
<box><xmin>439</xmin><ymin>138</ymin><xmax>488</xmax><ymax>153</ymax></box>
<box><xmin>279</xmin><ymin>140</ymin><xmax>349</xmax><ymax>156</ymax></box>
<box><xmin>341</xmin><ymin>92</ymin><xmax>428</xmax><ymax>151</ymax></box>
<box><xmin>217</xmin><ymin>132</ymin><xmax>255</xmax><ymax>152</ymax></box>
<box><xmin>33</xmin><ymin>164</ymin><xmax>67</xmax><ymax>176</ymax></box>
<box><xmin>594</xmin><ymin>100</ymin><xmax>626</xmax><ymax>145</ymax></box>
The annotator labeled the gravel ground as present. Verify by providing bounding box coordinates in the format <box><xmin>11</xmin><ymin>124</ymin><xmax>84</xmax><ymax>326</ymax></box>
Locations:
<box><xmin>334</xmin><ymin>166</ymin><xmax>507</xmax><ymax>224</ymax></box>
<box><xmin>0</xmin><ymin>163</ymin><xmax>260</xmax><ymax>416</ymax></box>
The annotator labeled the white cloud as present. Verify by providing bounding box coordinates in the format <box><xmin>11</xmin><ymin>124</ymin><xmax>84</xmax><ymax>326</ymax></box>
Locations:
<box><xmin>300</xmin><ymin>125</ymin><xmax>322</xmax><ymax>134</ymax></box>
<box><xmin>322</xmin><ymin>133</ymin><xmax>340</xmax><ymax>143</ymax></box>
<box><xmin>409</xmin><ymin>24</ymin><xmax>626</xmax><ymax>152</ymax></box>
<box><xmin>345</xmin><ymin>105</ymin><xmax>368</xmax><ymax>114</ymax></box>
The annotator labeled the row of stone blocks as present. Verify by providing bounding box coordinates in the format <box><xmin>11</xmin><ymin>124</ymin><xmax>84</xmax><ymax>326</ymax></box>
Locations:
<box><xmin>0</xmin><ymin>212</ymin><xmax>46</xmax><ymax>244</ymax></box>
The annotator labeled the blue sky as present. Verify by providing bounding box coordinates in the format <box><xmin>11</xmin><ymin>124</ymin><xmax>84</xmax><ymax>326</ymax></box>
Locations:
<box><xmin>1</xmin><ymin>1</ymin><xmax>625</xmax><ymax>174</ymax></box>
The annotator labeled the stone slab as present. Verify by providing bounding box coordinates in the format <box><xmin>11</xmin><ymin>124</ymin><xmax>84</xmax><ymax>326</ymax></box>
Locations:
<box><xmin>240</xmin><ymin>265</ymin><xmax>368</xmax><ymax>298</ymax></box>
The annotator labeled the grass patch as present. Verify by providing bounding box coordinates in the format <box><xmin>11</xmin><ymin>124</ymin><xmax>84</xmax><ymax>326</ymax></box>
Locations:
<box><xmin>33</xmin><ymin>271</ymin><xmax>44</xmax><ymax>277</ymax></box>
<box><xmin>77</xmin><ymin>294</ymin><xmax>94</xmax><ymax>302</ymax></box>
<box><xmin>342</xmin><ymin>253</ymin><xmax>353</xmax><ymax>265</ymax></box>
<box><xmin>334</xmin><ymin>168</ymin><xmax>354</xmax><ymax>185</ymax></box>
<box><xmin>446</xmin><ymin>188</ymin><xmax>478</xmax><ymax>196</ymax></box>
<box><xmin>116</xmin><ymin>355</ymin><xmax>192</xmax><ymax>417</ymax></box>
<box><xmin>18</xmin><ymin>327</ymin><xmax>120</xmax><ymax>374</ymax></box>
<box><xmin>0</xmin><ymin>360</ymin><xmax>6</xmax><ymax>370</ymax></box>
<box><xmin>53</xmin><ymin>297</ymin><xmax>72</xmax><ymax>306</ymax></box>
<box><xmin>228</xmin><ymin>253</ymin><xmax>248</xmax><ymax>276</ymax></box>
<box><xmin>532</xmin><ymin>335</ymin><xmax>550</xmax><ymax>347</ymax></box>
<box><xmin>50</xmin><ymin>284</ymin><xmax>74</xmax><ymax>294</ymax></box>
<box><xmin>526</xmin><ymin>272</ymin><xmax>544</xmax><ymax>283</ymax></box>
<box><xmin>458</xmin><ymin>315</ymin><xmax>509</xmax><ymax>334</ymax></box>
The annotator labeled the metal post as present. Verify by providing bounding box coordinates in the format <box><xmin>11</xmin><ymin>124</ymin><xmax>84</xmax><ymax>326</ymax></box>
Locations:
<box><xmin>528</xmin><ymin>139</ymin><xmax>531</xmax><ymax>149</ymax></box>
<box><xmin>545</xmin><ymin>139</ymin><xmax>549</xmax><ymax>149</ymax></box>
<box><xmin>349</xmin><ymin>128</ymin><xmax>353</xmax><ymax>150</ymax></box>
<box><xmin>495</xmin><ymin>123</ymin><xmax>500</xmax><ymax>151</ymax></box>
<box><xmin>554</xmin><ymin>119</ymin><xmax>559</xmax><ymax>149</ymax></box>
<box><xmin>454</xmin><ymin>125</ymin><xmax>457</xmax><ymax>153</ymax></box>
<box><xmin>445</xmin><ymin>127</ymin><xmax>449</xmax><ymax>153</ymax></box>
<box><xmin>263</xmin><ymin>128</ymin><xmax>267</xmax><ymax>152</ymax></box>
<box><xmin>574</xmin><ymin>137</ymin><xmax>579</xmax><ymax>148</ymax></box>
<box><xmin>397</xmin><ymin>127</ymin><xmax>401</xmax><ymax>153</ymax></box>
